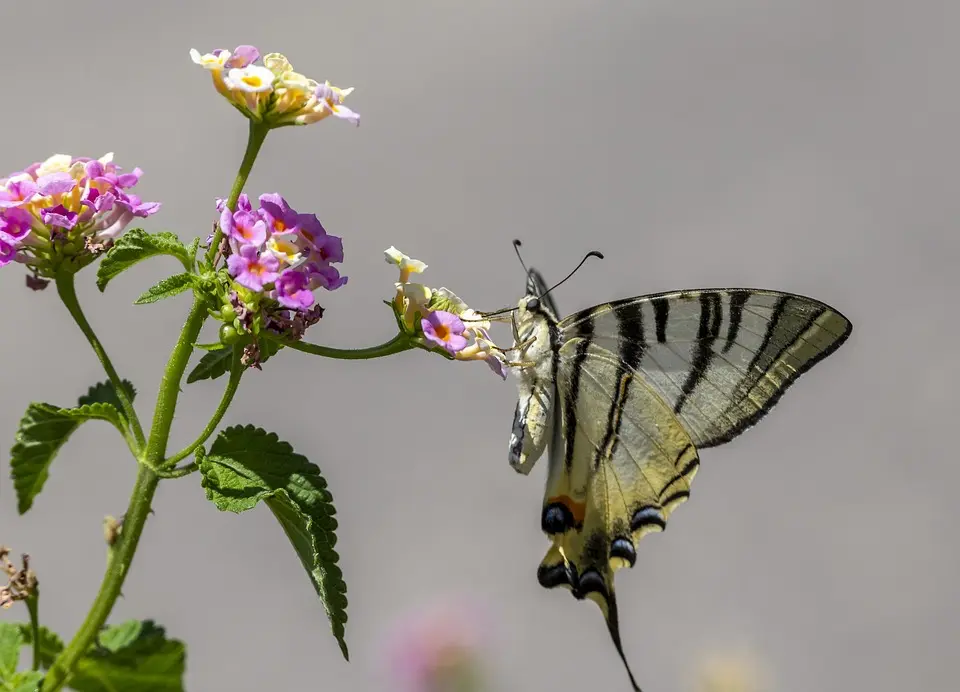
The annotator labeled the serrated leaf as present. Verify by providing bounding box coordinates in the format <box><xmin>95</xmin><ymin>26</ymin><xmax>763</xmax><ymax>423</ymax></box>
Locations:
<box><xmin>10</xmin><ymin>670</ymin><xmax>43</xmax><ymax>692</ymax></box>
<box><xmin>200</xmin><ymin>425</ymin><xmax>348</xmax><ymax>658</ymax></box>
<box><xmin>17</xmin><ymin>625</ymin><xmax>63</xmax><ymax>670</ymax></box>
<box><xmin>96</xmin><ymin>229</ymin><xmax>191</xmax><ymax>292</ymax></box>
<box><xmin>67</xmin><ymin>621</ymin><xmax>184</xmax><ymax>692</ymax></box>
<box><xmin>0</xmin><ymin>622</ymin><xmax>21</xmax><ymax>682</ymax></box>
<box><xmin>185</xmin><ymin>348</ymin><xmax>231</xmax><ymax>384</ymax></box>
<box><xmin>186</xmin><ymin>237</ymin><xmax>201</xmax><ymax>270</ymax></box>
<box><xmin>10</xmin><ymin>385</ymin><xmax>127</xmax><ymax>514</ymax></box>
<box><xmin>134</xmin><ymin>273</ymin><xmax>196</xmax><ymax>305</ymax></box>
<box><xmin>78</xmin><ymin>380</ymin><xmax>137</xmax><ymax>413</ymax></box>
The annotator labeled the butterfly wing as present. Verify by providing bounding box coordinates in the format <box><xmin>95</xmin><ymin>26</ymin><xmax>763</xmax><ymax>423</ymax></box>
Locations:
<box><xmin>557</xmin><ymin>288</ymin><xmax>852</xmax><ymax>448</ymax></box>
<box><xmin>537</xmin><ymin>337</ymin><xmax>699</xmax><ymax>692</ymax></box>
<box><xmin>535</xmin><ymin>288</ymin><xmax>851</xmax><ymax>690</ymax></box>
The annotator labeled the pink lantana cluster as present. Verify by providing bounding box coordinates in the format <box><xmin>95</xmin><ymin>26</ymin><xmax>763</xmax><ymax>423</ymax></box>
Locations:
<box><xmin>0</xmin><ymin>153</ymin><xmax>159</xmax><ymax>278</ymax></box>
<box><xmin>385</xmin><ymin>247</ymin><xmax>507</xmax><ymax>379</ymax></box>
<box><xmin>219</xmin><ymin>193</ymin><xmax>346</xmax><ymax>312</ymax></box>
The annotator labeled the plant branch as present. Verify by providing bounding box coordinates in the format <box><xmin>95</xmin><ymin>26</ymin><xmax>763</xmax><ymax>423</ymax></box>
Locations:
<box><xmin>25</xmin><ymin>590</ymin><xmax>39</xmax><ymax>671</ymax></box>
<box><xmin>55</xmin><ymin>269</ymin><xmax>146</xmax><ymax>451</ymax></box>
<box><xmin>163</xmin><ymin>344</ymin><xmax>244</xmax><ymax>468</ymax></box>
<box><xmin>206</xmin><ymin>121</ymin><xmax>269</xmax><ymax>268</ymax></box>
<box><xmin>264</xmin><ymin>332</ymin><xmax>414</xmax><ymax>360</ymax></box>
<box><xmin>41</xmin><ymin>299</ymin><xmax>208</xmax><ymax>692</ymax></box>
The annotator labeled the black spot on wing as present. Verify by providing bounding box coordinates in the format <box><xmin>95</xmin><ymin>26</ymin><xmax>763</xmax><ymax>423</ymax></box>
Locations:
<box><xmin>541</xmin><ymin>502</ymin><xmax>578</xmax><ymax>535</ymax></box>
<box><xmin>537</xmin><ymin>561</ymin><xmax>578</xmax><ymax>589</ymax></box>
<box><xmin>610</xmin><ymin>537</ymin><xmax>637</xmax><ymax>567</ymax></box>
<box><xmin>630</xmin><ymin>506</ymin><xmax>666</xmax><ymax>532</ymax></box>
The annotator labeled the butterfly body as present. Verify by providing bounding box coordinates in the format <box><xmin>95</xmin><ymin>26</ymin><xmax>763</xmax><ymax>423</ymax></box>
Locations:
<box><xmin>505</xmin><ymin>267</ymin><xmax>852</xmax><ymax>692</ymax></box>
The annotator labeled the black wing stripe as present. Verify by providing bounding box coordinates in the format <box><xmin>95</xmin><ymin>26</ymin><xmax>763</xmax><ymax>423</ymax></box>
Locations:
<box><xmin>723</xmin><ymin>291</ymin><xmax>750</xmax><ymax>353</ymax></box>
<box><xmin>674</xmin><ymin>292</ymin><xmax>723</xmax><ymax>414</ymax></box>
<box><xmin>652</xmin><ymin>298</ymin><xmax>670</xmax><ymax>343</ymax></box>
<box><xmin>563</xmin><ymin>318</ymin><xmax>594</xmax><ymax>471</ymax></box>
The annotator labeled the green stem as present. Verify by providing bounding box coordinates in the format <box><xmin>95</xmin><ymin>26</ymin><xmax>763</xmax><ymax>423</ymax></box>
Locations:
<box><xmin>25</xmin><ymin>591</ymin><xmax>39</xmax><ymax>671</ymax></box>
<box><xmin>55</xmin><ymin>270</ymin><xmax>146</xmax><ymax>451</ymax></box>
<box><xmin>156</xmin><ymin>461</ymin><xmax>198</xmax><ymax>479</ymax></box>
<box><xmin>40</xmin><ymin>466</ymin><xmax>157</xmax><ymax>691</ymax></box>
<box><xmin>206</xmin><ymin>121</ymin><xmax>269</xmax><ymax>267</ymax></box>
<box><xmin>163</xmin><ymin>345</ymin><xmax>244</xmax><ymax>468</ymax></box>
<box><xmin>265</xmin><ymin>332</ymin><xmax>414</xmax><ymax>360</ymax></box>
<box><xmin>41</xmin><ymin>300</ymin><xmax>208</xmax><ymax>692</ymax></box>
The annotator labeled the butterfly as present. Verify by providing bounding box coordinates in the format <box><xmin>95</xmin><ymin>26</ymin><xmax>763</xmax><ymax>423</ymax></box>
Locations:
<box><xmin>493</xmin><ymin>242</ymin><xmax>852</xmax><ymax>691</ymax></box>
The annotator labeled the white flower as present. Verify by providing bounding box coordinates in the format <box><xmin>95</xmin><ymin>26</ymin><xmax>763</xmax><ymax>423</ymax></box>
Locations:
<box><xmin>384</xmin><ymin>246</ymin><xmax>428</xmax><ymax>282</ymax></box>
<box><xmin>224</xmin><ymin>65</ymin><xmax>277</xmax><ymax>93</ymax></box>
<box><xmin>190</xmin><ymin>48</ymin><xmax>231</xmax><ymax>70</ymax></box>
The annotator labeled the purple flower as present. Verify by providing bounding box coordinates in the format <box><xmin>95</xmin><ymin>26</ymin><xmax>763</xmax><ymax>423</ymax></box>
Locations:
<box><xmin>226</xmin><ymin>45</ymin><xmax>260</xmax><ymax>69</ymax></box>
<box><xmin>421</xmin><ymin>311</ymin><xmax>468</xmax><ymax>354</ymax></box>
<box><xmin>273</xmin><ymin>269</ymin><xmax>315</xmax><ymax>309</ymax></box>
<box><xmin>221</xmin><ymin>208</ymin><xmax>267</xmax><ymax>246</ymax></box>
<box><xmin>0</xmin><ymin>233</ymin><xmax>17</xmax><ymax>266</ymax></box>
<box><xmin>227</xmin><ymin>244</ymin><xmax>280</xmax><ymax>291</ymax></box>
<box><xmin>36</xmin><ymin>172</ymin><xmax>77</xmax><ymax>197</ymax></box>
<box><xmin>297</xmin><ymin>212</ymin><xmax>327</xmax><ymax>247</ymax></box>
<box><xmin>258</xmin><ymin>193</ymin><xmax>300</xmax><ymax>236</ymax></box>
<box><xmin>310</xmin><ymin>232</ymin><xmax>344</xmax><ymax>264</ymax></box>
<box><xmin>307</xmin><ymin>262</ymin><xmax>348</xmax><ymax>291</ymax></box>
<box><xmin>0</xmin><ymin>179</ymin><xmax>37</xmax><ymax>208</ymax></box>
<box><xmin>41</xmin><ymin>204</ymin><xmax>78</xmax><ymax>230</ymax></box>
<box><xmin>0</xmin><ymin>208</ymin><xmax>34</xmax><ymax>241</ymax></box>
<box><xmin>484</xmin><ymin>354</ymin><xmax>507</xmax><ymax>380</ymax></box>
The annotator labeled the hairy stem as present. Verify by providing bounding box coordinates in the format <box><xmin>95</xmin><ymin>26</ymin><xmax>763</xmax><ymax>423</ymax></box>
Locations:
<box><xmin>265</xmin><ymin>332</ymin><xmax>414</xmax><ymax>360</ymax></box>
<box><xmin>41</xmin><ymin>300</ymin><xmax>208</xmax><ymax>692</ymax></box>
<box><xmin>206</xmin><ymin>121</ymin><xmax>269</xmax><ymax>267</ymax></box>
<box><xmin>25</xmin><ymin>591</ymin><xmax>39</xmax><ymax>671</ymax></box>
<box><xmin>163</xmin><ymin>345</ymin><xmax>244</xmax><ymax>467</ymax></box>
<box><xmin>55</xmin><ymin>270</ymin><xmax>146</xmax><ymax>451</ymax></box>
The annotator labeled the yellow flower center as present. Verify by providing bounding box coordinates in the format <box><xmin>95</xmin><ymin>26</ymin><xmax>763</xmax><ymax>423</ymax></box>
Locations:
<box><xmin>434</xmin><ymin>323</ymin><xmax>451</xmax><ymax>341</ymax></box>
<box><xmin>242</xmin><ymin>74</ymin><xmax>265</xmax><ymax>88</ymax></box>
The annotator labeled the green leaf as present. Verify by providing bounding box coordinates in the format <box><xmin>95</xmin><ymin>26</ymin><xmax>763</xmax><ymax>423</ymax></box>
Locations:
<box><xmin>96</xmin><ymin>229</ymin><xmax>191</xmax><ymax>292</ymax></box>
<box><xmin>17</xmin><ymin>625</ymin><xmax>63</xmax><ymax>669</ymax></box>
<box><xmin>78</xmin><ymin>380</ymin><xmax>137</xmax><ymax>413</ymax></box>
<box><xmin>185</xmin><ymin>348</ymin><xmax>232</xmax><ymax>384</ymax></box>
<box><xmin>192</xmin><ymin>341</ymin><xmax>227</xmax><ymax>351</ymax></box>
<box><xmin>186</xmin><ymin>237</ymin><xmax>201</xmax><ymax>270</ymax></box>
<box><xmin>9</xmin><ymin>671</ymin><xmax>43</xmax><ymax>692</ymax></box>
<box><xmin>133</xmin><ymin>273</ymin><xmax>196</xmax><ymax>305</ymax></box>
<box><xmin>200</xmin><ymin>425</ymin><xmax>348</xmax><ymax>658</ymax></box>
<box><xmin>69</xmin><ymin>621</ymin><xmax>184</xmax><ymax>692</ymax></box>
<box><xmin>0</xmin><ymin>622</ymin><xmax>22</xmax><ymax>683</ymax></box>
<box><xmin>10</xmin><ymin>381</ymin><xmax>134</xmax><ymax>514</ymax></box>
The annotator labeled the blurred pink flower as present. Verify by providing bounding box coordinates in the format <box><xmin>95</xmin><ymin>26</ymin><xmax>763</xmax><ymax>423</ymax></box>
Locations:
<box><xmin>384</xmin><ymin>598</ymin><xmax>490</xmax><ymax>692</ymax></box>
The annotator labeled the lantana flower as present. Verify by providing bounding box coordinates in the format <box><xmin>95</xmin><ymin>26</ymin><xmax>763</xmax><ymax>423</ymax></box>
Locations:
<box><xmin>190</xmin><ymin>45</ymin><xmax>359</xmax><ymax>128</ymax></box>
<box><xmin>212</xmin><ymin>193</ymin><xmax>347</xmax><ymax>345</ymax></box>
<box><xmin>386</xmin><ymin>247</ymin><xmax>507</xmax><ymax>379</ymax></box>
<box><xmin>0</xmin><ymin>153</ymin><xmax>159</xmax><ymax>281</ymax></box>
<box><xmin>384</xmin><ymin>599</ymin><xmax>489</xmax><ymax>692</ymax></box>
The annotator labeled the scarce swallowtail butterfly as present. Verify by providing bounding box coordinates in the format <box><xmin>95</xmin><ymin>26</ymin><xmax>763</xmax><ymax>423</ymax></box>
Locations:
<box><xmin>493</xmin><ymin>241</ymin><xmax>852</xmax><ymax>691</ymax></box>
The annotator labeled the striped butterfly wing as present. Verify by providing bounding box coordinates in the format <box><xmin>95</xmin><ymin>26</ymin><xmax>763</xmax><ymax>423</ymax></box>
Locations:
<box><xmin>557</xmin><ymin>289</ymin><xmax>853</xmax><ymax>449</ymax></box>
<box><xmin>535</xmin><ymin>287</ymin><xmax>851</xmax><ymax>691</ymax></box>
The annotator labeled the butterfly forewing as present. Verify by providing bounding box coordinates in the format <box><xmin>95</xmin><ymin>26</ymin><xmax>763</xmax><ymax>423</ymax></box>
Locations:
<box><xmin>557</xmin><ymin>288</ymin><xmax>852</xmax><ymax>449</ymax></box>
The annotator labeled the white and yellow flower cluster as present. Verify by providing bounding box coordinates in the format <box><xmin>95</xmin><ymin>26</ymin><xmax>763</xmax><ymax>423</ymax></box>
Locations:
<box><xmin>190</xmin><ymin>45</ymin><xmax>359</xmax><ymax>127</ymax></box>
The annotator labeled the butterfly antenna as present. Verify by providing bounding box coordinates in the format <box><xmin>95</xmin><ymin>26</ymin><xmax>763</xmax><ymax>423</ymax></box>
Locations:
<box><xmin>512</xmin><ymin>239</ymin><xmax>531</xmax><ymax>275</ymax></box>
<box><xmin>541</xmin><ymin>250</ymin><xmax>604</xmax><ymax>300</ymax></box>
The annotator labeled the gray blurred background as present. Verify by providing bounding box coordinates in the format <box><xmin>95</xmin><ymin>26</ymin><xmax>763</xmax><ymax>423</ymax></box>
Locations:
<box><xmin>1</xmin><ymin>1</ymin><xmax>957</xmax><ymax>690</ymax></box>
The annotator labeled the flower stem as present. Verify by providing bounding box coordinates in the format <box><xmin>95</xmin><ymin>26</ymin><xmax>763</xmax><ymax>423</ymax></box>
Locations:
<box><xmin>163</xmin><ymin>344</ymin><xmax>244</xmax><ymax>468</ymax></box>
<box><xmin>265</xmin><ymin>332</ymin><xmax>414</xmax><ymax>360</ymax></box>
<box><xmin>206</xmin><ymin>121</ymin><xmax>269</xmax><ymax>267</ymax></box>
<box><xmin>25</xmin><ymin>590</ymin><xmax>39</xmax><ymax>671</ymax></box>
<box><xmin>40</xmin><ymin>466</ymin><xmax>157</xmax><ymax>692</ymax></box>
<box><xmin>41</xmin><ymin>299</ymin><xmax>208</xmax><ymax>692</ymax></box>
<box><xmin>54</xmin><ymin>270</ymin><xmax>146</xmax><ymax>451</ymax></box>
